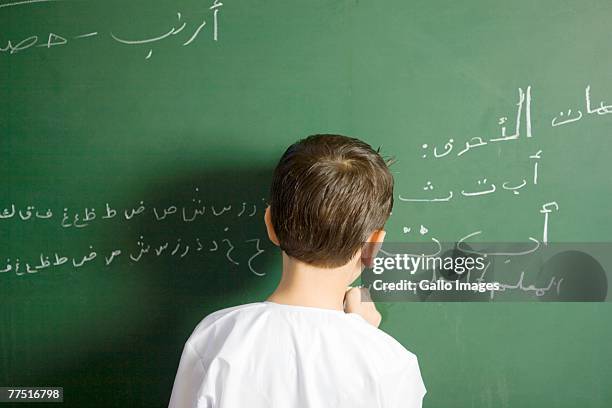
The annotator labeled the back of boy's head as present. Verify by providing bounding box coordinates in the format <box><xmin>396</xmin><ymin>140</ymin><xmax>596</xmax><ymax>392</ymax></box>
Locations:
<box><xmin>269</xmin><ymin>134</ymin><xmax>394</xmax><ymax>268</ymax></box>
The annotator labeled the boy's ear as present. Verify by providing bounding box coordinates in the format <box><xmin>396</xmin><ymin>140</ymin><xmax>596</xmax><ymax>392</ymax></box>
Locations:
<box><xmin>361</xmin><ymin>229</ymin><xmax>386</xmax><ymax>267</ymax></box>
<box><xmin>264</xmin><ymin>206</ymin><xmax>280</xmax><ymax>246</ymax></box>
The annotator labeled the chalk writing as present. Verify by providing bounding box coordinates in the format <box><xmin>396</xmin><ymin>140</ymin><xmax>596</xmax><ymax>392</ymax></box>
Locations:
<box><xmin>1</xmin><ymin>1</ymin><xmax>223</xmax><ymax>59</ymax></box>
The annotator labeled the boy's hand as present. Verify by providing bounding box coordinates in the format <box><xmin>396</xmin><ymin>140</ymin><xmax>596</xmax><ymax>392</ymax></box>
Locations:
<box><xmin>344</xmin><ymin>287</ymin><xmax>382</xmax><ymax>328</ymax></box>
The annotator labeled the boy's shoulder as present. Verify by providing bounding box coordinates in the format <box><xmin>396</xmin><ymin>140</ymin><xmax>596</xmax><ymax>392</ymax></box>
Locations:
<box><xmin>186</xmin><ymin>301</ymin><xmax>418</xmax><ymax>365</ymax></box>
<box><xmin>189</xmin><ymin>301</ymin><xmax>267</xmax><ymax>335</ymax></box>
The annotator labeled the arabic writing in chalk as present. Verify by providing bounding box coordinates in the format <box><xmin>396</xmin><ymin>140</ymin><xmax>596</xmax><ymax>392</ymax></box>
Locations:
<box><xmin>420</xmin><ymin>84</ymin><xmax>611</xmax><ymax>162</ymax></box>
<box><xmin>0</xmin><ymin>234</ymin><xmax>267</xmax><ymax>277</ymax></box>
<box><xmin>1</xmin><ymin>187</ymin><xmax>269</xmax><ymax>276</ymax></box>
<box><xmin>399</xmin><ymin>81</ymin><xmax>609</xmax><ymax>243</ymax></box>
<box><xmin>551</xmin><ymin>85</ymin><xmax>612</xmax><ymax>127</ymax></box>
<box><xmin>0</xmin><ymin>1</ymin><xmax>223</xmax><ymax>59</ymax></box>
<box><xmin>0</xmin><ymin>195</ymin><xmax>263</xmax><ymax>228</ymax></box>
<box><xmin>398</xmin><ymin>150</ymin><xmax>540</xmax><ymax>202</ymax></box>
<box><xmin>374</xmin><ymin>228</ymin><xmax>576</xmax><ymax>299</ymax></box>
<box><xmin>420</xmin><ymin>86</ymin><xmax>532</xmax><ymax>160</ymax></box>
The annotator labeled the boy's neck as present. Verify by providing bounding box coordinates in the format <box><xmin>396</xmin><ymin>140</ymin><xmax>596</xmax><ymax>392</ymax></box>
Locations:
<box><xmin>266</xmin><ymin>253</ymin><xmax>355</xmax><ymax>312</ymax></box>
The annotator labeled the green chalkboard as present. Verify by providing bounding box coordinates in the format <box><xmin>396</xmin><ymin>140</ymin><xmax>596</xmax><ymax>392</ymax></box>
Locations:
<box><xmin>1</xmin><ymin>0</ymin><xmax>611</xmax><ymax>407</ymax></box>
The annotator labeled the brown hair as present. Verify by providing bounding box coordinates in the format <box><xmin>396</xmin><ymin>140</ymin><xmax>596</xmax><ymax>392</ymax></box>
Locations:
<box><xmin>269</xmin><ymin>134</ymin><xmax>394</xmax><ymax>268</ymax></box>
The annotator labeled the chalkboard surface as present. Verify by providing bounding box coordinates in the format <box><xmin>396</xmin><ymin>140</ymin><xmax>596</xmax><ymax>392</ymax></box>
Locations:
<box><xmin>1</xmin><ymin>0</ymin><xmax>611</xmax><ymax>407</ymax></box>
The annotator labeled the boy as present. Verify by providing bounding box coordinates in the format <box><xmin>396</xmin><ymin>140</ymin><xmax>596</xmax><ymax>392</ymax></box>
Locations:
<box><xmin>169</xmin><ymin>134</ymin><xmax>426</xmax><ymax>407</ymax></box>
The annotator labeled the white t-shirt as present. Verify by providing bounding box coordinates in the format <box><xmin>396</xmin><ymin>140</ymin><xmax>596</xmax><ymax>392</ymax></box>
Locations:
<box><xmin>168</xmin><ymin>301</ymin><xmax>426</xmax><ymax>408</ymax></box>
